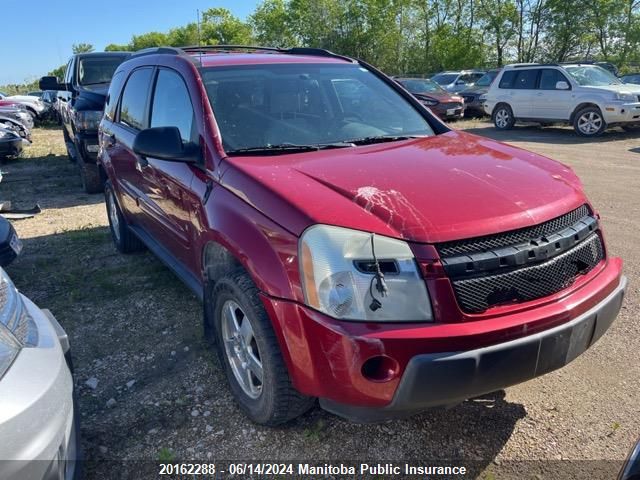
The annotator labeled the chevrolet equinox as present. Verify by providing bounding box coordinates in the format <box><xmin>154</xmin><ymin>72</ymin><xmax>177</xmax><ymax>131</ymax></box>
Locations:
<box><xmin>98</xmin><ymin>46</ymin><xmax>627</xmax><ymax>425</ymax></box>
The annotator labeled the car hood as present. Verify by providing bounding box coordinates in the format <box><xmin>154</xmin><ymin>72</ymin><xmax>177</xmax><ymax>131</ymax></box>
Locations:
<box><xmin>416</xmin><ymin>91</ymin><xmax>462</xmax><ymax>103</ymax></box>
<box><xmin>75</xmin><ymin>84</ymin><xmax>109</xmax><ymax>110</ymax></box>
<box><xmin>221</xmin><ymin>131</ymin><xmax>587</xmax><ymax>243</ymax></box>
<box><xmin>579</xmin><ymin>84</ymin><xmax>640</xmax><ymax>95</ymax></box>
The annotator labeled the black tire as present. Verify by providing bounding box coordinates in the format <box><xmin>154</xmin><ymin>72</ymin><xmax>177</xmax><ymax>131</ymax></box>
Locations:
<box><xmin>80</xmin><ymin>162</ymin><xmax>102</xmax><ymax>194</ymax></box>
<box><xmin>104</xmin><ymin>181</ymin><xmax>145</xmax><ymax>253</ymax></box>
<box><xmin>573</xmin><ymin>106</ymin><xmax>606</xmax><ymax>137</ymax></box>
<box><xmin>492</xmin><ymin>104</ymin><xmax>515</xmax><ymax>130</ymax></box>
<box><xmin>207</xmin><ymin>269</ymin><xmax>315</xmax><ymax>425</ymax></box>
<box><xmin>621</xmin><ymin>124</ymin><xmax>640</xmax><ymax>132</ymax></box>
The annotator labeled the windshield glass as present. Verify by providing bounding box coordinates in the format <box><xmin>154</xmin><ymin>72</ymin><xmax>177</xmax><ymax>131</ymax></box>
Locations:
<box><xmin>399</xmin><ymin>78</ymin><xmax>444</xmax><ymax>94</ymax></box>
<box><xmin>475</xmin><ymin>71</ymin><xmax>498</xmax><ymax>87</ymax></box>
<box><xmin>78</xmin><ymin>56</ymin><xmax>128</xmax><ymax>86</ymax></box>
<box><xmin>565</xmin><ymin>65</ymin><xmax>622</xmax><ymax>86</ymax></box>
<box><xmin>201</xmin><ymin>63</ymin><xmax>434</xmax><ymax>153</ymax></box>
<box><xmin>431</xmin><ymin>73</ymin><xmax>458</xmax><ymax>85</ymax></box>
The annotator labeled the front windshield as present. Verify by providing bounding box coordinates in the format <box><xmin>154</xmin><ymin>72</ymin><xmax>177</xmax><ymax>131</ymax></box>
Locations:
<box><xmin>78</xmin><ymin>56</ymin><xmax>128</xmax><ymax>86</ymax></box>
<box><xmin>475</xmin><ymin>71</ymin><xmax>498</xmax><ymax>87</ymax></box>
<box><xmin>399</xmin><ymin>79</ymin><xmax>443</xmax><ymax>94</ymax></box>
<box><xmin>565</xmin><ymin>65</ymin><xmax>622</xmax><ymax>86</ymax></box>
<box><xmin>201</xmin><ymin>63</ymin><xmax>434</xmax><ymax>153</ymax></box>
<box><xmin>431</xmin><ymin>73</ymin><xmax>458</xmax><ymax>85</ymax></box>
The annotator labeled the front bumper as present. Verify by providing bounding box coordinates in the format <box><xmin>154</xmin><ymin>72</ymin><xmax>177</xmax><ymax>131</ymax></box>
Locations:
<box><xmin>602</xmin><ymin>101</ymin><xmax>640</xmax><ymax>124</ymax></box>
<box><xmin>322</xmin><ymin>275</ymin><xmax>626</xmax><ymax>422</ymax></box>
<box><xmin>0</xmin><ymin>296</ymin><xmax>76</xmax><ymax>480</ymax></box>
<box><xmin>74</xmin><ymin>132</ymin><xmax>99</xmax><ymax>163</ymax></box>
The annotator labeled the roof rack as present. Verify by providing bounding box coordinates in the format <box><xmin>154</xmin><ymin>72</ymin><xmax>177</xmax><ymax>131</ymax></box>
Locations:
<box><xmin>130</xmin><ymin>45</ymin><xmax>356</xmax><ymax>64</ymax></box>
<box><xmin>508</xmin><ymin>63</ymin><xmax>559</xmax><ymax>68</ymax></box>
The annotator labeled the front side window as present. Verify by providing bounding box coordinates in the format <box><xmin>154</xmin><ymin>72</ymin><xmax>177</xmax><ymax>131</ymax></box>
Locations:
<box><xmin>565</xmin><ymin>65</ymin><xmax>621</xmax><ymax>86</ymax></box>
<box><xmin>78</xmin><ymin>55</ymin><xmax>128</xmax><ymax>86</ymax></box>
<box><xmin>539</xmin><ymin>69</ymin><xmax>570</xmax><ymax>90</ymax></box>
<box><xmin>201</xmin><ymin>63</ymin><xmax>435</xmax><ymax>153</ymax></box>
<box><xmin>150</xmin><ymin>69</ymin><xmax>196</xmax><ymax>143</ymax></box>
<box><xmin>499</xmin><ymin>71</ymin><xmax>517</xmax><ymax>88</ymax></box>
<box><xmin>119</xmin><ymin>68</ymin><xmax>153</xmax><ymax>131</ymax></box>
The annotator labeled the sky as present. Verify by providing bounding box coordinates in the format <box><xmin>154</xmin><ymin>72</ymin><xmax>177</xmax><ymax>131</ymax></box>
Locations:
<box><xmin>0</xmin><ymin>0</ymin><xmax>258</xmax><ymax>85</ymax></box>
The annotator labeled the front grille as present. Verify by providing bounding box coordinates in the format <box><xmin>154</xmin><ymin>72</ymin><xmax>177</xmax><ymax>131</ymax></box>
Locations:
<box><xmin>441</xmin><ymin>102</ymin><xmax>463</xmax><ymax>109</ymax></box>
<box><xmin>437</xmin><ymin>204</ymin><xmax>591</xmax><ymax>257</ymax></box>
<box><xmin>452</xmin><ymin>233</ymin><xmax>604</xmax><ymax>313</ymax></box>
<box><xmin>462</xmin><ymin>95</ymin><xmax>475</xmax><ymax>103</ymax></box>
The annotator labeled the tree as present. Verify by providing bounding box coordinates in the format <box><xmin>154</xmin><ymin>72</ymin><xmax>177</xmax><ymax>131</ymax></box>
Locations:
<box><xmin>250</xmin><ymin>0</ymin><xmax>298</xmax><ymax>47</ymax></box>
<box><xmin>200</xmin><ymin>8</ymin><xmax>254</xmax><ymax>45</ymax></box>
<box><xmin>72</xmin><ymin>43</ymin><xmax>95</xmax><ymax>54</ymax></box>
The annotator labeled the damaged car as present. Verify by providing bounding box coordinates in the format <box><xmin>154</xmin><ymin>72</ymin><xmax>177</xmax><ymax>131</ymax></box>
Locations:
<box><xmin>100</xmin><ymin>46</ymin><xmax>626</xmax><ymax>425</ymax></box>
<box><xmin>0</xmin><ymin>127</ymin><xmax>23</xmax><ymax>160</ymax></box>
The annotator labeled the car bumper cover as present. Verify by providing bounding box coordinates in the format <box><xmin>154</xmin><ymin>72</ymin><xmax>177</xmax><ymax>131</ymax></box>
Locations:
<box><xmin>320</xmin><ymin>275</ymin><xmax>626</xmax><ymax>422</ymax></box>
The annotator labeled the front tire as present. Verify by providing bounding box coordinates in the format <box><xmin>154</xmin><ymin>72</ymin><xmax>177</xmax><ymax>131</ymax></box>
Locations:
<box><xmin>493</xmin><ymin>104</ymin><xmax>515</xmax><ymax>130</ymax></box>
<box><xmin>80</xmin><ymin>162</ymin><xmax>102</xmax><ymax>194</ymax></box>
<box><xmin>573</xmin><ymin>106</ymin><xmax>606</xmax><ymax>136</ymax></box>
<box><xmin>208</xmin><ymin>269</ymin><xmax>314</xmax><ymax>425</ymax></box>
<box><xmin>105</xmin><ymin>181</ymin><xmax>145</xmax><ymax>253</ymax></box>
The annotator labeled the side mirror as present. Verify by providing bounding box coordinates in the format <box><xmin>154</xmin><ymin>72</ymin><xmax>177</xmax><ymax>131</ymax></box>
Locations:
<box><xmin>39</xmin><ymin>76</ymin><xmax>64</xmax><ymax>91</ymax></box>
<box><xmin>556</xmin><ymin>81</ymin><xmax>570</xmax><ymax>90</ymax></box>
<box><xmin>133</xmin><ymin>127</ymin><xmax>199</xmax><ymax>163</ymax></box>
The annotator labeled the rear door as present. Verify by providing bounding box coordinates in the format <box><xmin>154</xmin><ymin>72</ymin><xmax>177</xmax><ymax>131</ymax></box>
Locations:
<box><xmin>530</xmin><ymin>68</ymin><xmax>573</xmax><ymax>120</ymax></box>
<box><xmin>108</xmin><ymin>67</ymin><xmax>155</xmax><ymax>225</ymax></box>
<box><xmin>501</xmin><ymin>69</ymin><xmax>539</xmax><ymax>117</ymax></box>
<box><xmin>142</xmin><ymin>67</ymin><xmax>198</xmax><ymax>268</ymax></box>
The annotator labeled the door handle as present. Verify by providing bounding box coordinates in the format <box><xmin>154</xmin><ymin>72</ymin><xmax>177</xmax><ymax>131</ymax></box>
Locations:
<box><xmin>135</xmin><ymin>156</ymin><xmax>149</xmax><ymax>171</ymax></box>
<box><xmin>104</xmin><ymin>133</ymin><xmax>116</xmax><ymax>147</ymax></box>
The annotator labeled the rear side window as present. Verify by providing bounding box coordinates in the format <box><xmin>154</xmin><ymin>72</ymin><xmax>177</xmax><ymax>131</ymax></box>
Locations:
<box><xmin>539</xmin><ymin>69</ymin><xmax>570</xmax><ymax>90</ymax></box>
<box><xmin>513</xmin><ymin>69</ymin><xmax>538</xmax><ymax>89</ymax></box>
<box><xmin>150</xmin><ymin>69</ymin><xmax>196</xmax><ymax>143</ymax></box>
<box><xmin>499</xmin><ymin>71</ymin><xmax>517</xmax><ymax>89</ymax></box>
<box><xmin>104</xmin><ymin>71</ymin><xmax>125</xmax><ymax>121</ymax></box>
<box><xmin>119</xmin><ymin>68</ymin><xmax>153</xmax><ymax>131</ymax></box>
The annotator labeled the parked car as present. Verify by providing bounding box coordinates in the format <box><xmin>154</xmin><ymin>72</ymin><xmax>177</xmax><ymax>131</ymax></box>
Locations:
<box><xmin>0</xmin><ymin>217</ymin><xmax>22</xmax><ymax>267</ymax></box>
<box><xmin>40</xmin><ymin>51</ymin><xmax>131</xmax><ymax>193</ymax></box>
<box><xmin>0</xmin><ymin>92</ymin><xmax>46</xmax><ymax>118</ymax></box>
<box><xmin>0</xmin><ymin>116</ymin><xmax>31</xmax><ymax>142</ymax></box>
<box><xmin>620</xmin><ymin>72</ymin><xmax>640</xmax><ymax>85</ymax></box>
<box><xmin>0</xmin><ymin>127</ymin><xmax>23</xmax><ymax>159</ymax></box>
<box><xmin>484</xmin><ymin>63</ymin><xmax>640</xmax><ymax>136</ymax></box>
<box><xmin>430</xmin><ymin>70</ymin><xmax>486</xmax><ymax>93</ymax></box>
<box><xmin>100</xmin><ymin>46</ymin><xmax>625</xmax><ymax>425</ymax></box>
<box><xmin>395</xmin><ymin>77</ymin><xmax>465</xmax><ymax>120</ymax></box>
<box><xmin>459</xmin><ymin>69</ymin><xmax>501</xmax><ymax>116</ymax></box>
<box><xmin>0</xmin><ymin>267</ymin><xmax>78</xmax><ymax>480</ymax></box>
<box><xmin>0</xmin><ymin>103</ymin><xmax>34</xmax><ymax>130</ymax></box>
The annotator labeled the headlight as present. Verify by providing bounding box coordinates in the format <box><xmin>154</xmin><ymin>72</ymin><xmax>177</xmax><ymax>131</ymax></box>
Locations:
<box><xmin>299</xmin><ymin>225</ymin><xmax>433</xmax><ymax>322</ymax></box>
<box><xmin>615</xmin><ymin>92</ymin><xmax>636</xmax><ymax>102</ymax></box>
<box><xmin>421</xmin><ymin>97</ymin><xmax>439</xmax><ymax>106</ymax></box>
<box><xmin>479</xmin><ymin>94</ymin><xmax>487</xmax><ymax>101</ymax></box>
<box><xmin>0</xmin><ymin>268</ymin><xmax>38</xmax><ymax>379</ymax></box>
<box><xmin>75</xmin><ymin>110</ymin><xmax>103</xmax><ymax>131</ymax></box>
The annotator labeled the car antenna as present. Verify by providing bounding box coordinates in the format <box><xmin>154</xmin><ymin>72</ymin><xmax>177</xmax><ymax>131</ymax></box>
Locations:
<box><xmin>368</xmin><ymin>233</ymin><xmax>388</xmax><ymax>311</ymax></box>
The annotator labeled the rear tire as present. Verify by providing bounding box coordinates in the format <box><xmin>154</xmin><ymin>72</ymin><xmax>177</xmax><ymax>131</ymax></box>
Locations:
<box><xmin>493</xmin><ymin>104</ymin><xmax>515</xmax><ymax>130</ymax></box>
<box><xmin>573</xmin><ymin>106</ymin><xmax>606</xmax><ymax>136</ymax></box>
<box><xmin>105</xmin><ymin>180</ymin><xmax>145</xmax><ymax>253</ymax></box>
<box><xmin>207</xmin><ymin>269</ymin><xmax>315</xmax><ymax>425</ymax></box>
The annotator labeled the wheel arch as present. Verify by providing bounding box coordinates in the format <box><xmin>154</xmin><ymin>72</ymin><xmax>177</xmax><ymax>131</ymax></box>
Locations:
<box><xmin>570</xmin><ymin>102</ymin><xmax>602</xmax><ymax>124</ymax></box>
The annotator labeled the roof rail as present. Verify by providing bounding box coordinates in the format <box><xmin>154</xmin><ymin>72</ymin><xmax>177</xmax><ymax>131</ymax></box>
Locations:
<box><xmin>181</xmin><ymin>45</ymin><xmax>281</xmax><ymax>54</ymax></box>
<box><xmin>181</xmin><ymin>45</ymin><xmax>356</xmax><ymax>63</ymax></box>
<box><xmin>130</xmin><ymin>47</ymin><xmax>184</xmax><ymax>58</ymax></box>
<box><xmin>508</xmin><ymin>63</ymin><xmax>559</xmax><ymax>68</ymax></box>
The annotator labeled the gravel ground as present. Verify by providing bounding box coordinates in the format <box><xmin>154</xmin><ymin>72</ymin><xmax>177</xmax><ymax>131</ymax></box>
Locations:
<box><xmin>1</xmin><ymin>123</ymin><xmax>637</xmax><ymax>479</ymax></box>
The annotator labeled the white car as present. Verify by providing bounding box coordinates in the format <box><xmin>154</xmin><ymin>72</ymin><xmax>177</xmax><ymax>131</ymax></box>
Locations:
<box><xmin>0</xmin><ymin>92</ymin><xmax>47</xmax><ymax>117</ymax></box>
<box><xmin>483</xmin><ymin>63</ymin><xmax>640</xmax><ymax>136</ymax></box>
<box><xmin>0</xmin><ymin>267</ymin><xmax>79</xmax><ymax>480</ymax></box>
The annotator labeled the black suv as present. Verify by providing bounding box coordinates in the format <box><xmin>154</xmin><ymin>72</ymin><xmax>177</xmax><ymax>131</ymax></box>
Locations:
<box><xmin>40</xmin><ymin>52</ymin><xmax>130</xmax><ymax>193</ymax></box>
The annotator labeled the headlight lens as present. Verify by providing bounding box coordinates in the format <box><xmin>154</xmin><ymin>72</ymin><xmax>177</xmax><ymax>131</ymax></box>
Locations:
<box><xmin>75</xmin><ymin>110</ymin><xmax>103</xmax><ymax>131</ymax></box>
<box><xmin>479</xmin><ymin>94</ymin><xmax>487</xmax><ymax>101</ymax></box>
<box><xmin>615</xmin><ymin>92</ymin><xmax>636</xmax><ymax>102</ymax></box>
<box><xmin>421</xmin><ymin>97</ymin><xmax>439</xmax><ymax>106</ymax></box>
<box><xmin>0</xmin><ymin>268</ymin><xmax>38</xmax><ymax>379</ymax></box>
<box><xmin>299</xmin><ymin>225</ymin><xmax>433</xmax><ymax>322</ymax></box>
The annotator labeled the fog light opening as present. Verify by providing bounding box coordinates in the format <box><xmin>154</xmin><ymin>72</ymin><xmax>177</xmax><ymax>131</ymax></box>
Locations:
<box><xmin>361</xmin><ymin>355</ymin><xmax>399</xmax><ymax>382</ymax></box>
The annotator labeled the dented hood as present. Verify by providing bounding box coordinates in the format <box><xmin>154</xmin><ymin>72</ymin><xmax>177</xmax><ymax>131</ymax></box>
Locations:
<box><xmin>221</xmin><ymin>131</ymin><xmax>588</xmax><ymax>243</ymax></box>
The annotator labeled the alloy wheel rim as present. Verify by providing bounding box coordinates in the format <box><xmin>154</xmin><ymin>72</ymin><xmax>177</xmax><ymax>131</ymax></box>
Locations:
<box><xmin>107</xmin><ymin>192</ymin><xmax>120</xmax><ymax>242</ymax></box>
<box><xmin>221</xmin><ymin>300</ymin><xmax>263</xmax><ymax>399</ymax></box>
<box><xmin>496</xmin><ymin>109</ymin><xmax>509</xmax><ymax>128</ymax></box>
<box><xmin>578</xmin><ymin>112</ymin><xmax>602</xmax><ymax>134</ymax></box>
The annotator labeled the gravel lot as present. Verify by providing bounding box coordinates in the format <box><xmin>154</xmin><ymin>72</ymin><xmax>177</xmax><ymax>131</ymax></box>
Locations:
<box><xmin>1</xmin><ymin>122</ymin><xmax>638</xmax><ymax>479</ymax></box>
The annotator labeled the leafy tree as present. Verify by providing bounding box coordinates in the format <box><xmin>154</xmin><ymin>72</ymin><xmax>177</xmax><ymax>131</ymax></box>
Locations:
<box><xmin>72</xmin><ymin>43</ymin><xmax>95</xmax><ymax>54</ymax></box>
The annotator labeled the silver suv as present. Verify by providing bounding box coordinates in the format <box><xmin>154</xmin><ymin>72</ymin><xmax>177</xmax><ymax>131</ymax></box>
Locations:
<box><xmin>483</xmin><ymin>63</ymin><xmax>640</xmax><ymax>136</ymax></box>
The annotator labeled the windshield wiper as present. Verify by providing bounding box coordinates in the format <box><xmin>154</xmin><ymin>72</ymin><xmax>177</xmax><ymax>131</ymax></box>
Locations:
<box><xmin>226</xmin><ymin>142</ymin><xmax>355</xmax><ymax>156</ymax></box>
<box><xmin>347</xmin><ymin>135</ymin><xmax>426</xmax><ymax>146</ymax></box>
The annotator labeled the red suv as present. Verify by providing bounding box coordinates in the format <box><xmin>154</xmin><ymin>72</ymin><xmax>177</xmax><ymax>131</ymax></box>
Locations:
<box><xmin>98</xmin><ymin>46</ymin><xmax>627</xmax><ymax>425</ymax></box>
